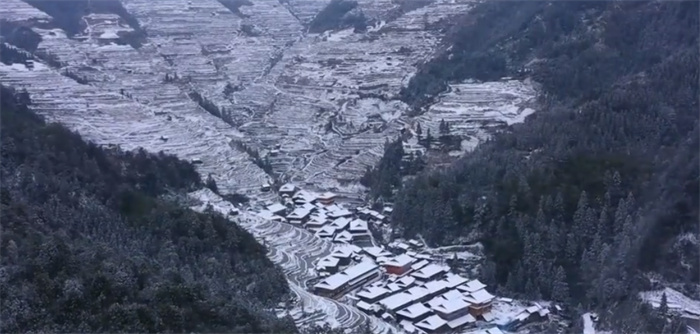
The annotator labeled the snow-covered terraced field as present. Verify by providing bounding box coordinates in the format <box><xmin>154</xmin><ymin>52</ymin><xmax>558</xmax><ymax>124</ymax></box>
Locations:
<box><xmin>417</xmin><ymin>79</ymin><xmax>537</xmax><ymax>152</ymax></box>
<box><xmin>189</xmin><ymin>189</ymin><xmax>399</xmax><ymax>333</ymax></box>
<box><xmin>0</xmin><ymin>0</ymin><xmax>538</xmax><ymax>198</ymax></box>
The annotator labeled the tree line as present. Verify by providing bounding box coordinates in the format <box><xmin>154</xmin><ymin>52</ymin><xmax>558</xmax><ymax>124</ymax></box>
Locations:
<box><xmin>381</xmin><ymin>1</ymin><xmax>698</xmax><ymax>333</ymax></box>
<box><xmin>0</xmin><ymin>85</ymin><xmax>298</xmax><ymax>333</ymax></box>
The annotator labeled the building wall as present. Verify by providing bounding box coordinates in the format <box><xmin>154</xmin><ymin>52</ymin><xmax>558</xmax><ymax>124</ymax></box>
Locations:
<box><xmin>385</xmin><ymin>264</ymin><xmax>410</xmax><ymax>275</ymax></box>
<box><xmin>440</xmin><ymin>308</ymin><xmax>470</xmax><ymax>321</ymax></box>
<box><xmin>468</xmin><ymin>304</ymin><xmax>492</xmax><ymax>317</ymax></box>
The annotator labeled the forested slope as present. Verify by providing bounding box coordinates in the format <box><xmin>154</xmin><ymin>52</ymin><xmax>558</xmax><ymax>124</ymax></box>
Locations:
<box><xmin>389</xmin><ymin>1</ymin><xmax>698</xmax><ymax>332</ymax></box>
<box><xmin>0</xmin><ymin>86</ymin><xmax>297</xmax><ymax>333</ymax></box>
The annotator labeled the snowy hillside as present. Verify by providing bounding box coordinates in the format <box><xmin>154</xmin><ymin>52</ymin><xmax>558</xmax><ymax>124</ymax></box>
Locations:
<box><xmin>0</xmin><ymin>0</ymin><xmax>537</xmax><ymax>200</ymax></box>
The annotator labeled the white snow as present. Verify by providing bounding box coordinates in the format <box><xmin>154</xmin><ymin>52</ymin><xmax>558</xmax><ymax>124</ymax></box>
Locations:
<box><xmin>582</xmin><ymin>312</ymin><xmax>595</xmax><ymax>334</ymax></box>
<box><xmin>639</xmin><ymin>287</ymin><xmax>700</xmax><ymax>315</ymax></box>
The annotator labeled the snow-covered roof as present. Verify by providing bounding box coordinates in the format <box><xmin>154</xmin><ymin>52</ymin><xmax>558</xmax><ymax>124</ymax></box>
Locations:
<box><xmin>465</xmin><ymin>289</ymin><xmax>495</xmax><ymax>305</ymax></box>
<box><xmin>334</xmin><ymin>230</ymin><xmax>354</xmax><ymax>243</ymax></box>
<box><xmin>300</xmin><ymin>203</ymin><xmax>316</xmax><ymax>211</ymax></box>
<box><xmin>405</xmin><ymin>286</ymin><xmax>430</xmax><ymax>301</ymax></box>
<box><xmin>447</xmin><ymin>313</ymin><xmax>476</xmax><ymax>329</ymax></box>
<box><xmin>423</xmin><ymin>280</ymin><xmax>449</xmax><ymax>294</ymax></box>
<box><xmin>398</xmin><ymin>275</ymin><xmax>416</xmax><ymax>287</ymax></box>
<box><xmin>379</xmin><ymin>292</ymin><xmax>414</xmax><ymax>311</ymax></box>
<box><xmin>314</xmin><ymin>261</ymin><xmax>378</xmax><ymax>291</ymax></box>
<box><xmin>385</xmin><ymin>254</ymin><xmax>416</xmax><ymax>268</ymax></box>
<box><xmin>266</xmin><ymin>203</ymin><xmax>286</xmax><ymax>213</ymax></box>
<box><xmin>293</xmin><ymin>190</ymin><xmax>317</xmax><ymax>203</ymax></box>
<box><xmin>427</xmin><ymin>289</ymin><xmax>464</xmax><ymax>309</ymax></box>
<box><xmin>411</xmin><ymin>259</ymin><xmax>430</xmax><ymax>271</ymax></box>
<box><xmin>279</xmin><ymin>183</ymin><xmax>296</xmax><ymax>192</ymax></box>
<box><xmin>383</xmin><ymin>207</ymin><xmax>394</xmax><ymax>214</ymax></box>
<box><xmin>305</xmin><ymin>218</ymin><xmax>327</xmax><ymax>227</ymax></box>
<box><xmin>317</xmin><ymin>256</ymin><xmax>340</xmax><ymax>268</ymax></box>
<box><xmin>481</xmin><ymin>311</ymin><xmax>496</xmax><ymax>322</ymax></box>
<box><xmin>316</xmin><ymin>225</ymin><xmax>337</xmax><ymax>237</ymax></box>
<box><xmin>330</xmin><ymin>217</ymin><xmax>351</xmax><ymax>229</ymax></box>
<box><xmin>458</xmin><ymin>279</ymin><xmax>487</xmax><ymax>293</ymax></box>
<box><xmin>256</xmin><ymin>210</ymin><xmax>285</xmax><ymax>221</ymax></box>
<box><xmin>349</xmin><ymin>219</ymin><xmax>369</xmax><ymax>231</ymax></box>
<box><xmin>356</xmin><ymin>300</ymin><xmax>373</xmax><ymax>312</ymax></box>
<box><xmin>397</xmin><ymin>302</ymin><xmax>431</xmax><ymax>319</ymax></box>
<box><xmin>432</xmin><ymin>297</ymin><xmax>470</xmax><ymax>315</ymax></box>
<box><xmin>331</xmin><ymin>247</ymin><xmax>353</xmax><ymax>258</ymax></box>
<box><xmin>408</xmin><ymin>239</ymin><xmax>422</xmax><ymax>246</ymax></box>
<box><xmin>415</xmin><ymin>315</ymin><xmax>447</xmax><ymax>331</ymax></box>
<box><xmin>328</xmin><ymin>208</ymin><xmax>353</xmax><ymax>218</ymax></box>
<box><xmin>287</xmin><ymin>207</ymin><xmax>312</xmax><ymax>219</ymax></box>
<box><xmin>443</xmin><ymin>273</ymin><xmax>468</xmax><ymax>289</ymax></box>
<box><xmin>318</xmin><ymin>191</ymin><xmax>337</xmax><ymax>200</ymax></box>
<box><xmin>411</xmin><ymin>264</ymin><xmax>447</xmax><ymax>280</ymax></box>
<box><xmin>357</xmin><ymin>286</ymin><xmax>391</xmax><ymax>300</ymax></box>
<box><xmin>399</xmin><ymin>320</ymin><xmax>418</xmax><ymax>334</ymax></box>
<box><xmin>363</xmin><ymin>246</ymin><xmax>392</xmax><ymax>259</ymax></box>
<box><xmin>397</xmin><ymin>242</ymin><xmax>411</xmax><ymax>250</ymax></box>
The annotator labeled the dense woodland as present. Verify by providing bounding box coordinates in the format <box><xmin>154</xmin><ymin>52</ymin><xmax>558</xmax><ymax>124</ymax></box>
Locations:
<box><xmin>0</xmin><ymin>86</ymin><xmax>297</xmax><ymax>333</ymax></box>
<box><xmin>308</xmin><ymin>0</ymin><xmax>369</xmax><ymax>33</ymax></box>
<box><xmin>383</xmin><ymin>1</ymin><xmax>699</xmax><ymax>332</ymax></box>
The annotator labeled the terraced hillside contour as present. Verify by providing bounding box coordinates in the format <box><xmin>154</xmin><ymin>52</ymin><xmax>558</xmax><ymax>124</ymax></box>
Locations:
<box><xmin>1</xmin><ymin>0</ymin><xmax>537</xmax><ymax>199</ymax></box>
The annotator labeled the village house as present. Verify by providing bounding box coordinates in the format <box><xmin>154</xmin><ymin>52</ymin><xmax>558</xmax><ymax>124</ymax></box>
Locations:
<box><xmin>363</xmin><ymin>246</ymin><xmax>393</xmax><ymax>260</ymax></box>
<box><xmin>445</xmin><ymin>313</ymin><xmax>477</xmax><ymax>332</ymax></box>
<box><xmin>304</xmin><ymin>218</ymin><xmax>327</xmax><ymax>232</ymax></box>
<box><xmin>411</xmin><ymin>259</ymin><xmax>430</xmax><ymax>272</ymax></box>
<box><xmin>328</xmin><ymin>207</ymin><xmax>353</xmax><ymax>219</ymax></box>
<box><xmin>379</xmin><ymin>291</ymin><xmax>415</xmax><ymax>313</ymax></box>
<box><xmin>408</xmin><ymin>239</ymin><xmax>423</xmax><ymax>248</ymax></box>
<box><xmin>464</xmin><ymin>289</ymin><xmax>496</xmax><ymax>317</ymax></box>
<box><xmin>442</xmin><ymin>273</ymin><xmax>468</xmax><ymax>289</ymax></box>
<box><xmin>286</xmin><ymin>207</ymin><xmax>312</xmax><ymax>225</ymax></box>
<box><xmin>279</xmin><ymin>183</ymin><xmax>297</xmax><ymax>196</ymax></box>
<box><xmin>356</xmin><ymin>285</ymin><xmax>392</xmax><ymax>303</ymax></box>
<box><xmin>386</xmin><ymin>275</ymin><xmax>417</xmax><ymax>293</ymax></box>
<box><xmin>457</xmin><ymin>279</ymin><xmax>487</xmax><ymax>294</ymax></box>
<box><xmin>315</xmin><ymin>225</ymin><xmax>337</xmax><ymax>239</ymax></box>
<box><xmin>333</xmin><ymin>230</ymin><xmax>354</xmax><ymax>243</ymax></box>
<box><xmin>314</xmin><ymin>261</ymin><xmax>380</xmax><ymax>298</ymax></box>
<box><xmin>317</xmin><ymin>192</ymin><xmax>337</xmax><ymax>205</ymax></box>
<box><xmin>396</xmin><ymin>302</ymin><xmax>432</xmax><ymax>323</ymax></box>
<box><xmin>384</xmin><ymin>254</ymin><xmax>416</xmax><ymax>275</ymax></box>
<box><xmin>431</xmin><ymin>297</ymin><xmax>471</xmax><ymax>320</ymax></box>
<box><xmin>411</xmin><ymin>264</ymin><xmax>448</xmax><ymax>281</ymax></box>
<box><xmin>349</xmin><ymin>219</ymin><xmax>369</xmax><ymax>234</ymax></box>
<box><xmin>356</xmin><ymin>300</ymin><xmax>382</xmax><ymax>315</ymax></box>
<box><xmin>329</xmin><ymin>248</ymin><xmax>354</xmax><ymax>265</ymax></box>
<box><xmin>266</xmin><ymin>203</ymin><xmax>287</xmax><ymax>216</ymax></box>
<box><xmin>330</xmin><ymin>217</ymin><xmax>352</xmax><ymax>231</ymax></box>
<box><xmin>423</xmin><ymin>280</ymin><xmax>450</xmax><ymax>298</ymax></box>
<box><xmin>316</xmin><ymin>256</ymin><xmax>341</xmax><ymax>273</ymax></box>
<box><xmin>293</xmin><ymin>190</ymin><xmax>317</xmax><ymax>204</ymax></box>
<box><xmin>415</xmin><ymin>314</ymin><xmax>448</xmax><ymax>334</ymax></box>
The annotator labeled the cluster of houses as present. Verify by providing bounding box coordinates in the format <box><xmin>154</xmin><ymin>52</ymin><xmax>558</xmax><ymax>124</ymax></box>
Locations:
<box><xmin>257</xmin><ymin>184</ymin><xmax>554</xmax><ymax>333</ymax></box>
<box><xmin>257</xmin><ymin>184</ymin><xmax>390</xmax><ymax>249</ymax></box>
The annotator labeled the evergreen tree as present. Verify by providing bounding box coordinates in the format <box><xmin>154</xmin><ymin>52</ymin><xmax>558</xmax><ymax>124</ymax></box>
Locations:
<box><xmin>551</xmin><ymin>266</ymin><xmax>570</xmax><ymax>302</ymax></box>
<box><xmin>659</xmin><ymin>292</ymin><xmax>669</xmax><ymax>317</ymax></box>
